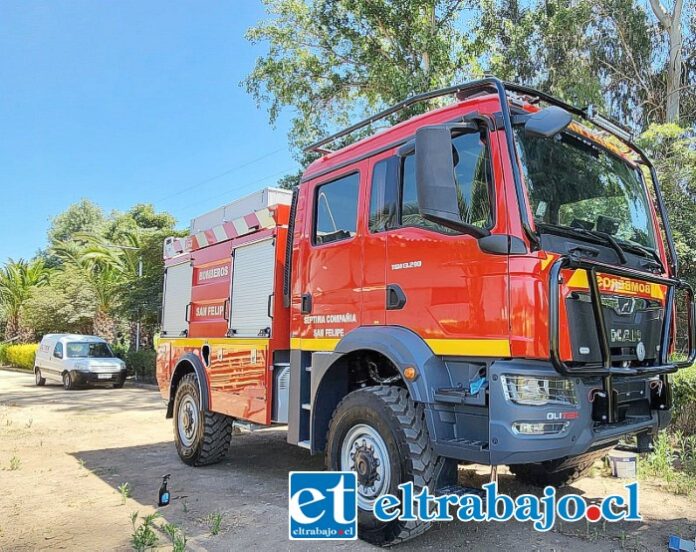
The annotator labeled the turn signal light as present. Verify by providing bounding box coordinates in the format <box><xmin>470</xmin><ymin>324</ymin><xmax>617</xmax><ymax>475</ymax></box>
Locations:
<box><xmin>404</xmin><ymin>366</ymin><xmax>417</xmax><ymax>381</ymax></box>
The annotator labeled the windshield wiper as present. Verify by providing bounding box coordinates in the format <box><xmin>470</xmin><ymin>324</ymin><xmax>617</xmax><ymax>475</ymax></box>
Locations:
<box><xmin>537</xmin><ymin>223</ymin><xmax>628</xmax><ymax>264</ymax></box>
<box><xmin>615</xmin><ymin>240</ymin><xmax>664</xmax><ymax>273</ymax></box>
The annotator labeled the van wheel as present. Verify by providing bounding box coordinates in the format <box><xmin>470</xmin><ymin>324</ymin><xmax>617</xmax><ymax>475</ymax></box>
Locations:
<box><xmin>35</xmin><ymin>368</ymin><xmax>46</xmax><ymax>386</ymax></box>
<box><xmin>325</xmin><ymin>386</ymin><xmax>452</xmax><ymax>546</ymax></box>
<box><xmin>62</xmin><ymin>372</ymin><xmax>74</xmax><ymax>390</ymax></box>
<box><xmin>509</xmin><ymin>448</ymin><xmax>610</xmax><ymax>487</ymax></box>
<box><xmin>173</xmin><ymin>373</ymin><xmax>233</xmax><ymax>466</ymax></box>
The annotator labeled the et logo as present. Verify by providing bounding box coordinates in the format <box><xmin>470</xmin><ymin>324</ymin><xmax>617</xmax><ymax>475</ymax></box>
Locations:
<box><xmin>288</xmin><ymin>471</ymin><xmax>357</xmax><ymax>541</ymax></box>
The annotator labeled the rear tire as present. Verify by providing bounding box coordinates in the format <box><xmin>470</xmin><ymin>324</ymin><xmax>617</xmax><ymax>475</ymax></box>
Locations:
<box><xmin>173</xmin><ymin>373</ymin><xmax>233</xmax><ymax>466</ymax></box>
<box><xmin>62</xmin><ymin>371</ymin><xmax>74</xmax><ymax>391</ymax></box>
<box><xmin>325</xmin><ymin>386</ymin><xmax>453</xmax><ymax>546</ymax></box>
<box><xmin>35</xmin><ymin>368</ymin><xmax>46</xmax><ymax>386</ymax></box>
<box><xmin>509</xmin><ymin>448</ymin><xmax>610</xmax><ymax>487</ymax></box>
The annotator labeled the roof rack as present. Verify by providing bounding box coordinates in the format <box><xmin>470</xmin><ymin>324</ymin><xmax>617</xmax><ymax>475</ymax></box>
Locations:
<box><xmin>305</xmin><ymin>78</ymin><xmax>636</xmax><ymax>153</ymax></box>
<box><xmin>304</xmin><ymin>78</ymin><xmax>501</xmax><ymax>154</ymax></box>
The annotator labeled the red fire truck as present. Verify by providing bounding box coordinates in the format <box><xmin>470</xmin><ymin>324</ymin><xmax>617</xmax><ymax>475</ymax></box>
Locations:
<box><xmin>156</xmin><ymin>78</ymin><xmax>694</xmax><ymax>545</ymax></box>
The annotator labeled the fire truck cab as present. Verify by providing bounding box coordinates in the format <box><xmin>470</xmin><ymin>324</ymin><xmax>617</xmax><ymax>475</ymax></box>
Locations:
<box><xmin>156</xmin><ymin>78</ymin><xmax>694</xmax><ymax>545</ymax></box>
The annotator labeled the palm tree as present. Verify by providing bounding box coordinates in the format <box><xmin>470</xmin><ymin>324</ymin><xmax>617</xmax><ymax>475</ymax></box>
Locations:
<box><xmin>0</xmin><ymin>258</ymin><xmax>51</xmax><ymax>341</ymax></box>
<box><xmin>54</xmin><ymin>231</ymin><xmax>142</xmax><ymax>342</ymax></box>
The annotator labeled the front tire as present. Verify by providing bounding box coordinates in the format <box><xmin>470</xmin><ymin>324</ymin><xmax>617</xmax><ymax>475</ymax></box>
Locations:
<box><xmin>173</xmin><ymin>373</ymin><xmax>233</xmax><ymax>466</ymax></box>
<box><xmin>35</xmin><ymin>368</ymin><xmax>46</xmax><ymax>386</ymax></box>
<box><xmin>325</xmin><ymin>386</ymin><xmax>453</xmax><ymax>546</ymax></box>
<box><xmin>62</xmin><ymin>371</ymin><xmax>74</xmax><ymax>390</ymax></box>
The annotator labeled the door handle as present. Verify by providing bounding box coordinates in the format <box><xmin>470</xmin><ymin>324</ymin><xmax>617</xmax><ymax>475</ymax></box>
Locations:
<box><xmin>301</xmin><ymin>293</ymin><xmax>313</xmax><ymax>314</ymax></box>
<box><xmin>386</xmin><ymin>284</ymin><xmax>407</xmax><ymax>310</ymax></box>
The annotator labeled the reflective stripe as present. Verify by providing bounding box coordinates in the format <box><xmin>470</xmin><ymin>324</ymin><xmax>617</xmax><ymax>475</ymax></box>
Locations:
<box><xmin>159</xmin><ymin>337</ymin><xmax>270</xmax><ymax>348</ymax></box>
<box><xmin>290</xmin><ymin>336</ymin><xmax>510</xmax><ymax>357</ymax></box>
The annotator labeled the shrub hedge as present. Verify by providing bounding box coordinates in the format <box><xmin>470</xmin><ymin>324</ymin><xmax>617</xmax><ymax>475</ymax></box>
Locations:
<box><xmin>3</xmin><ymin>344</ymin><xmax>38</xmax><ymax>370</ymax></box>
<box><xmin>126</xmin><ymin>349</ymin><xmax>157</xmax><ymax>383</ymax></box>
<box><xmin>673</xmin><ymin>364</ymin><xmax>696</xmax><ymax>433</ymax></box>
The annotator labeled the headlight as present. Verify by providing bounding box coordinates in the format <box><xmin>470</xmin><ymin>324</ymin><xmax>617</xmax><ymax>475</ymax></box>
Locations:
<box><xmin>501</xmin><ymin>375</ymin><xmax>576</xmax><ymax>406</ymax></box>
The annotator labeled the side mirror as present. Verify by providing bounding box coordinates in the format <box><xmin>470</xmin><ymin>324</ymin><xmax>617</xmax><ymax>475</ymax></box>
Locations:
<box><xmin>414</xmin><ymin>125</ymin><xmax>489</xmax><ymax>238</ymax></box>
<box><xmin>524</xmin><ymin>106</ymin><xmax>572</xmax><ymax>138</ymax></box>
<box><xmin>54</xmin><ymin>351</ymin><xmax>63</xmax><ymax>359</ymax></box>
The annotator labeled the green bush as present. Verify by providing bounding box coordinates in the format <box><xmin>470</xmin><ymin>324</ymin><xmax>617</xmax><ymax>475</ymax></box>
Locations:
<box><xmin>111</xmin><ymin>341</ymin><xmax>128</xmax><ymax>360</ymax></box>
<box><xmin>4</xmin><ymin>344</ymin><xmax>39</xmax><ymax>370</ymax></box>
<box><xmin>673</xmin><ymin>365</ymin><xmax>696</xmax><ymax>433</ymax></box>
<box><xmin>126</xmin><ymin>349</ymin><xmax>157</xmax><ymax>383</ymax></box>
<box><xmin>0</xmin><ymin>343</ymin><xmax>8</xmax><ymax>365</ymax></box>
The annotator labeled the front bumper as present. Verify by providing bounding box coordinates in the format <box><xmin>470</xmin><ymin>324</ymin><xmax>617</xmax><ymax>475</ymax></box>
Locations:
<box><xmin>489</xmin><ymin>361</ymin><xmax>668</xmax><ymax>465</ymax></box>
<box><xmin>71</xmin><ymin>369</ymin><xmax>127</xmax><ymax>386</ymax></box>
<box><xmin>428</xmin><ymin>359</ymin><xmax>670</xmax><ymax>466</ymax></box>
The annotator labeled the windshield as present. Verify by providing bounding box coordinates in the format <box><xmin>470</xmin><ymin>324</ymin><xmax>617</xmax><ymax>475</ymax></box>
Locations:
<box><xmin>66</xmin><ymin>342</ymin><xmax>114</xmax><ymax>358</ymax></box>
<box><xmin>515</xmin><ymin>129</ymin><xmax>656</xmax><ymax>249</ymax></box>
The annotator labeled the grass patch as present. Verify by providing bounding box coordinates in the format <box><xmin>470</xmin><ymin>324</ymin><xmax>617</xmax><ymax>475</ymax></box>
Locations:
<box><xmin>9</xmin><ymin>454</ymin><xmax>21</xmax><ymax>471</ymax></box>
<box><xmin>130</xmin><ymin>511</ymin><xmax>160</xmax><ymax>551</ymax></box>
<box><xmin>639</xmin><ymin>431</ymin><xmax>696</xmax><ymax>495</ymax></box>
<box><xmin>162</xmin><ymin>523</ymin><xmax>187</xmax><ymax>552</ymax></box>
<box><xmin>205</xmin><ymin>512</ymin><xmax>223</xmax><ymax>536</ymax></box>
<box><xmin>118</xmin><ymin>482</ymin><xmax>132</xmax><ymax>505</ymax></box>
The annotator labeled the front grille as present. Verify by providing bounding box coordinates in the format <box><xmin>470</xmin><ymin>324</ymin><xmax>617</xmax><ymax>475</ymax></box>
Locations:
<box><xmin>566</xmin><ymin>292</ymin><xmax>664</xmax><ymax>366</ymax></box>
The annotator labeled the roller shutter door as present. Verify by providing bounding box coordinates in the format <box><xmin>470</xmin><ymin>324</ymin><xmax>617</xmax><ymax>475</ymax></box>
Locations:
<box><xmin>229</xmin><ymin>238</ymin><xmax>275</xmax><ymax>337</ymax></box>
<box><xmin>161</xmin><ymin>262</ymin><xmax>192</xmax><ymax>336</ymax></box>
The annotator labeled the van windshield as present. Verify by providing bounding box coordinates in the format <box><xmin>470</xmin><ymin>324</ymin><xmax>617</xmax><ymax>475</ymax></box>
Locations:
<box><xmin>66</xmin><ymin>342</ymin><xmax>114</xmax><ymax>358</ymax></box>
<box><xmin>515</xmin><ymin>129</ymin><xmax>657</xmax><ymax>250</ymax></box>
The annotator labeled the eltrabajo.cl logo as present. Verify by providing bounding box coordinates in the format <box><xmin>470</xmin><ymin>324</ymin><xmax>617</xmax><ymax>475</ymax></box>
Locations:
<box><xmin>288</xmin><ymin>471</ymin><xmax>358</xmax><ymax>540</ymax></box>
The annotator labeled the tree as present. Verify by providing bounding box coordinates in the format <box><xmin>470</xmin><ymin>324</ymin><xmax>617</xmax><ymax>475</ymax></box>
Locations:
<box><xmin>245</xmin><ymin>0</ymin><xmax>482</xmax><ymax>154</ymax></box>
<box><xmin>638</xmin><ymin>124</ymin><xmax>696</xmax><ymax>283</ymax></box>
<box><xmin>0</xmin><ymin>258</ymin><xmax>51</xmax><ymax>342</ymax></box>
<box><xmin>47</xmin><ymin>199</ymin><xmax>105</xmax><ymax>248</ymax></box>
<box><xmin>649</xmin><ymin>0</ymin><xmax>684</xmax><ymax>122</ymax></box>
<box><xmin>22</xmin><ymin>265</ymin><xmax>97</xmax><ymax>338</ymax></box>
<box><xmin>479</xmin><ymin>0</ymin><xmax>603</xmax><ymax>109</ymax></box>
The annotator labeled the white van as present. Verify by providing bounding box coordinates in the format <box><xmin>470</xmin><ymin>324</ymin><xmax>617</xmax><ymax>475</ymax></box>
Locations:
<box><xmin>34</xmin><ymin>334</ymin><xmax>127</xmax><ymax>390</ymax></box>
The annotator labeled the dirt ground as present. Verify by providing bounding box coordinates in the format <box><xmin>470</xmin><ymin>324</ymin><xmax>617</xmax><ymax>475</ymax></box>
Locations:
<box><xmin>0</xmin><ymin>369</ymin><xmax>694</xmax><ymax>552</ymax></box>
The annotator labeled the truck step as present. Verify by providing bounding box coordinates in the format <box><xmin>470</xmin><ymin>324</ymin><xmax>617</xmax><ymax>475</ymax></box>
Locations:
<box><xmin>435</xmin><ymin>484</ymin><xmax>487</xmax><ymax>499</ymax></box>
<box><xmin>297</xmin><ymin>440</ymin><xmax>311</xmax><ymax>450</ymax></box>
<box><xmin>441</xmin><ymin>438</ymin><xmax>489</xmax><ymax>451</ymax></box>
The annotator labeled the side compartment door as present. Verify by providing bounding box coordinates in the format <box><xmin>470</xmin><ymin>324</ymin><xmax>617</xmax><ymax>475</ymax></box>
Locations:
<box><xmin>385</xmin><ymin>128</ymin><xmax>510</xmax><ymax>356</ymax></box>
<box><xmin>228</xmin><ymin>238</ymin><xmax>275</xmax><ymax>338</ymax></box>
<box><xmin>161</xmin><ymin>261</ymin><xmax>193</xmax><ymax>338</ymax></box>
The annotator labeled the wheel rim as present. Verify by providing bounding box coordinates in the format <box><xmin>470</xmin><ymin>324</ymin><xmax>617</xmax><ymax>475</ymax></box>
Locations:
<box><xmin>340</xmin><ymin>423</ymin><xmax>391</xmax><ymax>510</ymax></box>
<box><xmin>35</xmin><ymin>370</ymin><xmax>41</xmax><ymax>384</ymax></box>
<box><xmin>177</xmin><ymin>395</ymin><xmax>199</xmax><ymax>448</ymax></box>
<box><xmin>63</xmin><ymin>373</ymin><xmax>70</xmax><ymax>387</ymax></box>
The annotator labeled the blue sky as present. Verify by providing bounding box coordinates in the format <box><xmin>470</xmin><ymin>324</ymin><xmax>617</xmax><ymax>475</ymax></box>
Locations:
<box><xmin>0</xmin><ymin>1</ymin><xmax>298</xmax><ymax>260</ymax></box>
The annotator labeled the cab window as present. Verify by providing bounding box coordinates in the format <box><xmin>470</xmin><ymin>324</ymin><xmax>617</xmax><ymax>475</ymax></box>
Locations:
<box><xmin>53</xmin><ymin>342</ymin><xmax>63</xmax><ymax>358</ymax></box>
<box><xmin>313</xmin><ymin>172</ymin><xmax>359</xmax><ymax>245</ymax></box>
<box><xmin>368</xmin><ymin>159</ymin><xmax>398</xmax><ymax>232</ymax></box>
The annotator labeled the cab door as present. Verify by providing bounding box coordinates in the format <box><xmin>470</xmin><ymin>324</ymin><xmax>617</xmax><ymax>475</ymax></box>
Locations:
<box><xmin>384</xmin><ymin>127</ymin><xmax>510</xmax><ymax>356</ymax></box>
<box><xmin>295</xmin><ymin>168</ymin><xmax>364</xmax><ymax>348</ymax></box>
